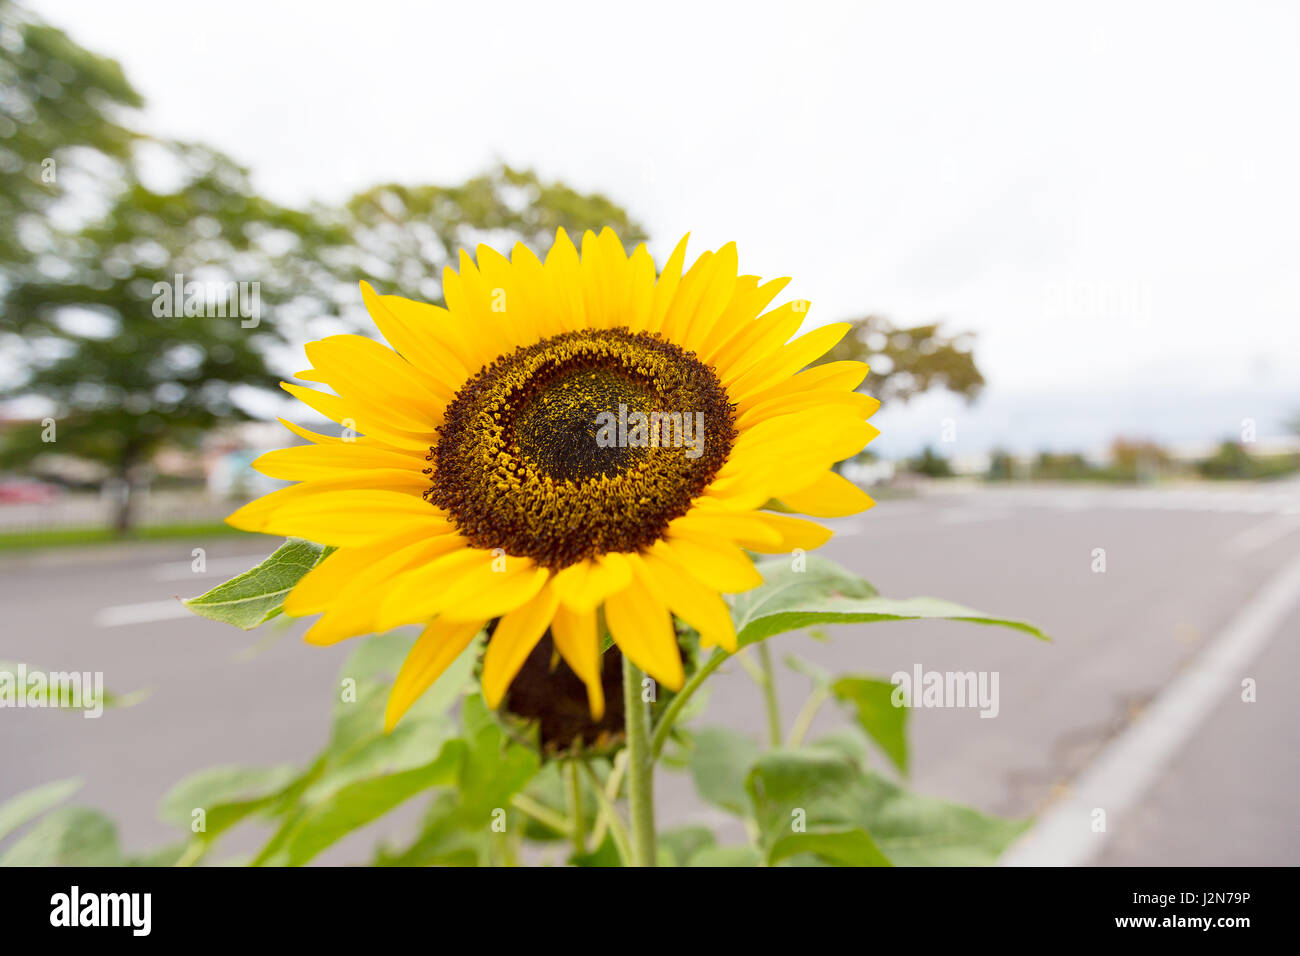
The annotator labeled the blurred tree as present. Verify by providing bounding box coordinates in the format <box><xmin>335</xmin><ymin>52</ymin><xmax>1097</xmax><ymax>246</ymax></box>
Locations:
<box><xmin>0</xmin><ymin>143</ymin><xmax>354</xmax><ymax>531</ymax></box>
<box><xmin>906</xmin><ymin>445</ymin><xmax>953</xmax><ymax>478</ymax></box>
<box><xmin>338</xmin><ymin>164</ymin><xmax>647</xmax><ymax>303</ymax></box>
<box><xmin>986</xmin><ymin>448</ymin><xmax>1015</xmax><ymax>481</ymax></box>
<box><xmin>0</xmin><ymin>0</ymin><xmax>143</xmax><ymax>268</ymax></box>
<box><xmin>1034</xmin><ymin>451</ymin><xmax>1092</xmax><ymax>481</ymax></box>
<box><xmin>822</xmin><ymin>315</ymin><xmax>985</xmax><ymax>406</ymax></box>
<box><xmin>1197</xmin><ymin>441</ymin><xmax>1299</xmax><ymax>481</ymax></box>
<box><xmin>0</xmin><ymin>5</ymin><xmax>650</xmax><ymax>535</ymax></box>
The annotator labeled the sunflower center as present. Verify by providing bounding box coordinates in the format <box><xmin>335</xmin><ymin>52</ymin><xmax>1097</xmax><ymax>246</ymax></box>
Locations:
<box><xmin>427</xmin><ymin>328</ymin><xmax>736</xmax><ymax>569</ymax></box>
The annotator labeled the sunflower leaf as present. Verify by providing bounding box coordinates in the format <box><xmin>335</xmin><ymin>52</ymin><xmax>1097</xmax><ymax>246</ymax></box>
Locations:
<box><xmin>183</xmin><ymin>538</ymin><xmax>330</xmax><ymax>630</ymax></box>
<box><xmin>746</xmin><ymin>746</ymin><xmax>1026</xmax><ymax>866</ymax></box>
<box><xmin>831</xmin><ymin>676</ymin><xmax>909</xmax><ymax>776</ymax></box>
<box><xmin>0</xmin><ymin>806</ymin><xmax>124</xmax><ymax>866</ymax></box>
<box><xmin>731</xmin><ymin>554</ymin><xmax>1049</xmax><ymax>645</ymax></box>
<box><xmin>0</xmin><ymin>777</ymin><xmax>83</xmax><ymax>844</ymax></box>
<box><xmin>688</xmin><ymin>727</ymin><xmax>761</xmax><ymax>817</ymax></box>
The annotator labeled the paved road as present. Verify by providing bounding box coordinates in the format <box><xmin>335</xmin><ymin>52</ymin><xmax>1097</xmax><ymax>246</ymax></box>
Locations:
<box><xmin>2</xmin><ymin>481</ymin><xmax>1298</xmax><ymax>865</ymax></box>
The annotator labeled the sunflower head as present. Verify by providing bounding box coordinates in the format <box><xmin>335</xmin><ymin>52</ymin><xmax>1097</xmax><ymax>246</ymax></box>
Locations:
<box><xmin>228</xmin><ymin>228</ymin><xmax>880</xmax><ymax>731</ymax></box>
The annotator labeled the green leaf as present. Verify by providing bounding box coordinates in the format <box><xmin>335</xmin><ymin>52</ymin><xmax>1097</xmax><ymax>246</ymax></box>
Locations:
<box><xmin>570</xmin><ymin>832</ymin><xmax>624</xmax><ymax>868</ymax></box>
<box><xmin>732</xmin><ymin>555</ymin><xmax>1049</xmax><ymax>645</ymax></box>
<box><xmin>0</xmin><ymin>777</ymin><xmax>82</xmax><ymax>842</ymax></box>
<box><xmin>374</xmin><ymin>791</ymin><xmax>481</xmax><ymax>867</ymax></box>
<box><xmin>772</xmin><ymin>829</ymin><xmax>891</xmax><ymax>867</ymax></box>
<box><xmin>832</xmin><ymin>676</ymin><xmax>909</xmax><ymax>775</ymax></box>
<box><xmin>659</xmin><ymin>825</ymin><xmax>717</xmax><ymax>866</ymax></box>
<box><xmin>0</xmin><ymin>807</ymin><xmax>124</xmax><ymax>866</ymax></box>
<box><xmin>0</xmin><ymin>662</ymin><xmax>147</xmax><ymax>712</ymax></box>
<box><xmin>159</xmin><ymin>764</ymin><xmax>302</xmax><ymax>841</ymax></box>
<box><xmin>687</xmin><ymin>844</ymin><xmax>762</xmax><ymax>867</ymax></box>
<box><xmin>457</xmin><ymin>694</ymin><xmax>542</xmax><ymax>820</ymax></box>
<box><xmin>274</xmin><ymin>740</ymin><xmax>464</xmax><ymax>867</ymax></box>
<box><xmin>746</xmin><ymin>748</ymin><xmax>891</xmax><ymax>866</ymax></box>
<box><xmin>747</xmin><ymin>747</ymin><xmax>1026</xmax><ymax>866</ymax></box>
<box><xmin>687</xmin><ymin>727</ymin><xmax>761</xmax><ymax>817</ymax></box>
<box><xmin>183</xmin><ymin>538</ymin><xmax>328</xmax><ymax>629</ymax></box>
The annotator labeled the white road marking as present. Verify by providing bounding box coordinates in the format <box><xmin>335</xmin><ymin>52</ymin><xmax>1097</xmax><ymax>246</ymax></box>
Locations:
<box><xmin>1227</xmin><ymin>515</ymin><xmax>1300</xmax><ymax>556</ymax></box>
<box><xmin>1000</xmin><ymin>549</ymin><xmax>1300</xmax><ymax>867</ymax></box>
<box><xmin>150</xmin><ymin>554</ymin><xmax>267</xmax><ymax>581</ymax></box>
<box><xmin>94</xmin><ymin>599</ymin><xmax>192</xmax><ymax>628</ymax></box>
<box><xmin>940</xmin><ymin>507</ymin><xmax>1012</xmax><ymax>524</ymax></box>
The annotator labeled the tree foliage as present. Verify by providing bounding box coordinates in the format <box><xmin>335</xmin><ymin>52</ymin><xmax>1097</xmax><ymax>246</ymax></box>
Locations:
<box><xmin>339</xmin><ymin>165</ymin><xmax>647</xmax><ymax>303</ymax></box>
<box><xmin>823</xmin><ymin>314</ymin><xmax>985</xmax><ymax>406</ymax></box>
<box><xmin>0</xmin><ymin>1</ymin><xmax>142</xmax><ymax>267</ymax></box>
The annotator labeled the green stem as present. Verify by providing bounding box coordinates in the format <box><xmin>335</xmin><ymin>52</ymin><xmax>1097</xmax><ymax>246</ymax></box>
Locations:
<box><xmin>623</xmin><ymin>652</ymin><xmax>656</xmax><ymax>867</ymax></box>
<box><xmin>567</xmin><ymin>759</ymin><xmax>586</xmax><ymax>856</ymax></box>
<box><xmin>787</xmin><ymin>685</ymin><xmax>831</xmax><ymax>747</ymax></box>
<box><xmin>650</xmin><ymin>647</ymin><xmax>728</xmax><ymax>759</ymax></box>
<box><xmin>589</xmin><ymin>750</ymin><xmax>626</xmax><ymax>849</ymax></box>
<box><xmin>580</xmin><ymin>760</ymin><xmax>633</xmax><ymax>865</ymax></box>
<box><xmin>757</xmin><ymin>643</ymin><xmax>783</xmax><ymax>747</ymax></box>
<box><xmin>510</xmin><ymin>793</ymin><xmax>572</xmax><ymax>838</ymax></box>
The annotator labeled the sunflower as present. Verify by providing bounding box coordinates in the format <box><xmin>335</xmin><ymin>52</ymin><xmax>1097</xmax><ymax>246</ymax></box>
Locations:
<box><xmin>228</xmin><ymin>229</ymin><xmax>879</xmax><ymax>732</ymax></box>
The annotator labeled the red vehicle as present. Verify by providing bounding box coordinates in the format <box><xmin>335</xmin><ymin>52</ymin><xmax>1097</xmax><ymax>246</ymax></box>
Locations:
<box><xmin>0</xmin><ymin>480</ymin><xmax>59</xmax><ymax>504</ymax></box>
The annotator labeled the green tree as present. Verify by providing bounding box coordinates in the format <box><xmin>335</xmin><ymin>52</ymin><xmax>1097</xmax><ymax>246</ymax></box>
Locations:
<box><xmin>0</xmin><ymin>1</ymin><xmax>143</xmax><ymax>268</ymax></box>
<box><xmin>337</xmin><ymin>164</ymin><xmax>647</xmax><ymax>303</ymax></box>
<box><xmin>907</xmin><ymin>446</ymin><xmax>953</xmax><ymax>478</ymax></box>
<box><xmin>823</xmin><ymin>315</ymin><xmax>985</xmax><ymax>406</ymax></box>
<box><xmin>0</xmin><ymin>142</ymin><xmax>355</xmax><ymax>531</ymax></box>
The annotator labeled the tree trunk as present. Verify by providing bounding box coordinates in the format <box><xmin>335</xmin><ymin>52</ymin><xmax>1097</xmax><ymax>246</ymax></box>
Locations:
<box><xmin>112</xmin><ymin>454</ymin><xmax>141</xmax><ymax>535</ymax></box>
<box><xmin>112</xmin><ymin>476</ymin><xmax>135</xmax><ymax>535</ymax></box>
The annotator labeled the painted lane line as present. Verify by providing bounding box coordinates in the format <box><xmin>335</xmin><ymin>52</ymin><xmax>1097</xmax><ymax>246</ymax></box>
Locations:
<box><xmin>94</xmin><ymin>599</ymin><xmax>193</xmax><ymax>628</ymax></box>
<box><xmin>150</xmin><ymin>554</ymin><xmax>269</xmax><ymax>581</ymax></box>
<box><xmin>1227</xmin><ymin>515</ymin><xmax>1300</xmax><ymax>557</ymax></box>
<box><xmin>1000</xmin><ymin>549</ymin><xmax>1300</xmax><ymax>867</ymax></box>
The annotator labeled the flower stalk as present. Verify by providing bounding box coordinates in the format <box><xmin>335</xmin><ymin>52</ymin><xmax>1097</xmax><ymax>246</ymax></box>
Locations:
<box><xmin>622</xmin><ymin>653</ymin><xmax>657</xmax><ymax>866</ymax></box>
<box><xmin>757</xmin><ymin>643</ymin><xmax>783</xmax><ymax>747</ymax></box>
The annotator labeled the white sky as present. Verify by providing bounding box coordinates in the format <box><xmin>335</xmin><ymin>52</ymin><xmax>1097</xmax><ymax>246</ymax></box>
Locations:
<box><xmin>34</xmin><ymin>0</ymin><xmax>1300</xmax><ymax>454</ymax></box>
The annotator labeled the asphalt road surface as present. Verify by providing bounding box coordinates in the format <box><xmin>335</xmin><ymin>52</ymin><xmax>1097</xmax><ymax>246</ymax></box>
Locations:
<box><xmin>3</xmin><ymin>480</ymin><xmax>1298</xmax><ymax>866</ymax></box>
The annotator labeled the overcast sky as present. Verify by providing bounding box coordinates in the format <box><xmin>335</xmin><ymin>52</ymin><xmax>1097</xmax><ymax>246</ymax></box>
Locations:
<box><xmin>37</xmin><ymin>0</ymin><xmax>1300</xmax><ymax>454</ymax></box>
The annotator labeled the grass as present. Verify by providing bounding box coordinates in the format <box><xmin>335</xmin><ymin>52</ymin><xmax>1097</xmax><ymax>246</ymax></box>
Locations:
<box><xmin>0</xmin><ymin>521</ymin><xmax>252</xmax><ymax>552</ymax></box>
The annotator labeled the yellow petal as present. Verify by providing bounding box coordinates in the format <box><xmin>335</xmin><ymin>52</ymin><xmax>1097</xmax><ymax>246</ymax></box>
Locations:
<box><xmin>655</xmin><ymin>533</ymin><xmax>763</xmax><ymax>593</ymax></box>
<box><xmin>303</xmin><ymin>533</ymin><xmax>469</xmax><ymax>645</ymax></box>
<box><xmin>735</xmin><ymin>360</ymin><xmax>870</xmax><ymax>415</ymax></box>
<box><xmin>697</xmin><ymin>276</ymin><xmax>791</xmax><ymax>365</ymax></box>
<box><xmin>285</xmin><ymin>523</ymin><xmax>450</xmax><ymax>616</ymax></box>
<box><xmin>551</xmin><ymin>553</ymin><xmax>632</xmax><ymax>612</ymax></box>
<box><xmin>384</xmin><ymin>618</ymin><xmax>484</xmax><ymax>732</ymax></box>
<box><xmin>228</xmin><ymin>487</ymin><xmax>444</xmax><ymax>546</ymax></box>
<box><xmin>280</xmin><ymin>382</ymin><xmax>434</xmax><ymax>452</ymax></box>
<box><xmin>544</xmin><ymin>227</ymin><xmax>586</xmax><ymax>332</ymax></box>
<box><xmin>745</xmin><ymin>512</ymin><xmax>834</xmax><ymax>552</ymax></box>
<box><xmin>712</xmin><ymin>299</ymin><xmax>806</xmax><ymax>383</ymax></box>
<box><xmin>780</xmin><ymin>471</ymin><xmax>877</xmax><ymax>518</ymax></box>
<box><xmin>636</xmin><ymin>550</ymin><xmax>737</xmax><ymax>652</ymax></box>
<box><xmin>304</xmin><ymin>334</ymin><xmax>449</xmax><ymax>425</ymax></box>
<box><xmin>726</xmin><ymin>322</ymin><xmax>852</xmax><ymax>402</ymax></box>
<box><xmin>737</xmin><ymin>389</ymin><xmax>880</xmax><ymax>431</ymax></box>
<box><xmin>550</xmin><ymin>603</ymin><xmax>605</xmax><ymax>719</ymax></box>
<box><xmin>481</xmin><ymin>582</ymin><xmax>560</xmax><ymax>709</ymax></box>
<box><xmin>604</xmin><ymin>573</ymin><xmax>684</xmax><ymax>690</ymax></box>
<box><xmin>251</xmin><ymin>442</ymin><xmax>424</xmax><ymax>481</ymax></box>
<box><xmin>668</xmin><ymin>511</ymin><xmax>782</xmax><ymax>549</ymax></box>
<box><xmin>646</xmin><ymin>234</ymin><xmax>690</xmax><ymax>333</ymax></box>
<box><xmin>360</xmin><ymin>281</ymin><xmax>469</xmax><ymax>390</ymax></box>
